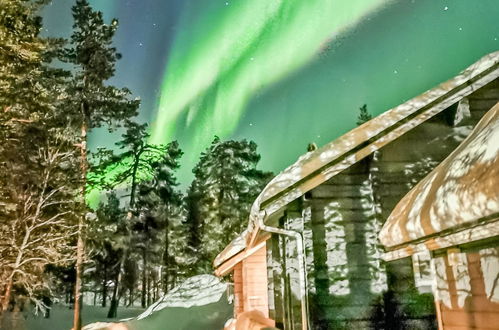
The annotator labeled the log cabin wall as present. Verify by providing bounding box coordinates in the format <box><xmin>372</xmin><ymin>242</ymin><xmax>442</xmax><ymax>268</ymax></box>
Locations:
<box><xmin>241</xmin><ymin>245</ymin><xmax>270</xmax><ymax>317</ymax></box>
<box><xmin>468</xmin><ymin>78</ymin><xmax>499</xmax><ymax>123</ymax></box>
<box><xmin>433</xmin><ymin>244</ymin><xmax>499</xmax><ymax>330</ymax></box>
<box><xmin>304</xmin><ymin>161</ymin><xmax>391</xmax><ymax>329</ymax></box>
<box><xmin>370</xmin><ymin>78</ymin><xmax>499</xmax><ymax>224</ymax></box>
<box><xmin>363</xmin><ymin>78</ymin><xmax>499</xmax><ymax>328</ymax></box>
<box><xmin>262</xmin><ymin>78</ymin><xmax>499</xmax><ymax>329</ymax></box>
<box><xmin>267</xmin><ymin>201</ymin><xmax>306</xmax><ymax>330</ymax></box>
<box><xmin>234</xmin><ymin>263</ymin><xmax>244</xmax><ymax>317</ymax></box>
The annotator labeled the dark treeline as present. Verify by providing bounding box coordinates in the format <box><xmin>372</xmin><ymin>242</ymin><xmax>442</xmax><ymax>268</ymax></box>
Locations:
<box><xmin>0</xmin><ymin>0</ymin><xmax>271</xmax><ymax>329</ymax></box>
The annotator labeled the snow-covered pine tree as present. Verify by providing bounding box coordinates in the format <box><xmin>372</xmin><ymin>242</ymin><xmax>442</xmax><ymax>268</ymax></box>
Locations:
<box><xmin>89</xmin><ymin>121</ymin><xmax>168</xmax><ymax>312</ymax></box>
<box><xmin>187</xmin><ymin>137</ymin><xmax>271</xmax><ymax>271</ymax></box>
<box><xmin>152</xmin><ymin>142</ymin><xmax>190</xmax><ymax>290</ymax></box>
<box><xmin>89</xmin><ymin>121</ymin><xmax>166</xmax><ymax>209</ymax></box>
<box><xmin>86</xmin><ymin>192</ymin><xmax>127</xmax><ymax>309</ymax></box>
<box><xmin>63</xmin><ymin>1</ymin><xmax>139</xmax><ymax>325</ymax></box>
<box><xmin>133</xmin><ymin>141</ymin><xmax>188</xmax><ymax>305</ymax></box>
<box><xmin>132</xmin><ymin>187</ymin><xmax>164</xmax><ymax>308</ymax></box>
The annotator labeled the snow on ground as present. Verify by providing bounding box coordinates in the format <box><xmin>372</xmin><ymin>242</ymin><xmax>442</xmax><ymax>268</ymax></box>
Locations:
<box><xmin>137</xmin><ymin>274</ymin><xmax>227</xmax><ymax>319</ymax></box>
<box><xmin>84</xmin><ymin>275</ymin><xmax>232</xmax><ymax>330</ymax></box>
<box><xmin>22</xmin><ymin>305</ymin><xmax>144</xmax><ymax>330</ymax></box>
<box><xmin>2</xmin><ymin>275</ymin><xmax>231</xmax><ymax>330</ymax></box>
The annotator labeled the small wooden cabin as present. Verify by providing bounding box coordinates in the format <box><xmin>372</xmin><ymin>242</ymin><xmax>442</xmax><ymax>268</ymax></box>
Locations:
<box><xmin>379</xmin><ymin>102</ymin><xmax>499</xmax><ymax>330</ymax></box>
<box><xmin>214</xmin><ymin>51</ymin><xmax>499</xmax><ymax>329</ymax></box>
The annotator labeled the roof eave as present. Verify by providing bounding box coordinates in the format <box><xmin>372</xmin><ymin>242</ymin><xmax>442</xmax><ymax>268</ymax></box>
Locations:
<box><xmin>382</xmin><ymin>215</ymin><xmax>499</xmax><ymax>261</ymax></box>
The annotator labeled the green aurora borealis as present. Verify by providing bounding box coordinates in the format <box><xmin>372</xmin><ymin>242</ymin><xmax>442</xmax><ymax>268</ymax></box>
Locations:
<box><xmin>151</xmin><ymin>0</ymin><xmax>385</xmax><ymax>149</ymax></box>
<box><xmin>43</xmin><ymin>0</ymin><xmax>499</xmax><ymax>187</ymax></box>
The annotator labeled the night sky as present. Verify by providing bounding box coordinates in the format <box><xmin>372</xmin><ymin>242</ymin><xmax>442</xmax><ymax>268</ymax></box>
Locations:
<box><xmin>42</xmin><ymin>0</ymin><xmax>499</xmax><ymax>187</ymax></box>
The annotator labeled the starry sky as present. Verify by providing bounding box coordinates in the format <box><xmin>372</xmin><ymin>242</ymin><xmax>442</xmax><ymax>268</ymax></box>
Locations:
<box><xmin>42</xmin><ymin>0</ymin><xmax>499</xmax><ymax>187</ymax></box>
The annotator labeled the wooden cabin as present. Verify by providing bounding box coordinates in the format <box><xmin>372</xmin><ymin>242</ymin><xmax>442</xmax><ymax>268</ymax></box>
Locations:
<box><xmin>214</xmin><ymin>51</ymin><xmax>499</xmax><ymax>330</ymax></box>
<box><xmin>379</xmin><ymin>102</ymin><xmax>499</xmax><ymax>330</ymax></box>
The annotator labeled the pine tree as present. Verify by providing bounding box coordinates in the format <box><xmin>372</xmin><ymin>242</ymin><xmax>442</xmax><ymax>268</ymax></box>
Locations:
<box><xmin>184</xmin><ymin>183</ymin><xmax>202</xmax><ymax>265</ymax></box>
<box><xmin>153</xmin><ymin>142</ymin><xmax>189</xmax><ymax>290</ymax></box>
<box><xmin>89</xmin><ymin>121</ymin><xmax>166</xmax><ymax>209</ymax></box>
<box><xmin>133</xmin><ymin>141</ymin><xmax>187</xmax><ymax>306</ymax></box>
<box><xmin>121</xmin><ymin>257</ymin><xmax>138</xmax><ymax>307</ymax></box>
<box><xmin>86</xmin><ymin>192</ymin><xmax>126</xmax><ymax>310</ymax></box>
<box><xmin>187</xmin><ymin>137</ymin><xmax>271</xmax><ymax>271</ymax></box>
<box><xmin>89</xmin><ymin>122</ymin><xmax>168</xmax><ymax>312</ymax></box>
<box><xmin>133</xmin><ymin>188</ymin><xmax>164</xmax><ymax>308</ymax></box>
<box><xmin>356</xmin><ymin>104</ymin><xmax>372</xmax><ymax>126</ymax></box>
<box><xmin>63</xmin><ymin>1</ymin><xmax>139</xmax><ymax>327</ymax></box>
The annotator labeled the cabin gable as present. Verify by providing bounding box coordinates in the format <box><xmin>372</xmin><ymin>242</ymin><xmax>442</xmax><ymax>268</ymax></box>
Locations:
<box><xmin>214</xmin><ymin>53</ymin><xmax>499</xmax><ymax>330</ymax></box>
<box><xmin>265</xmin><ymin>78</ymin><xmax>499</xmax><ymax>329</ymax></box>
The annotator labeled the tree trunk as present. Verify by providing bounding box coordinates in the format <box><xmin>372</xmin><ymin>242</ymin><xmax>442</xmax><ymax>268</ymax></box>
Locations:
<box><xmin>1</xmin><ymin>277</ymin><xmax>13</xmax><ymax>312</ymax></box>
<box><xmin>107</xmin><ymin>269</ymin><xmax>120</xmax><ymax>318</ymax></box>
<box><xmin>141</xmin><ymin>249</ymin><xmax>147</xmax><ymax>308</ymax></box>
<box><xmin>127</xmin><ymin>287</ymin><xmax>134</xmax><ymax>307</ymax></box>
<box><xmin>129</xmin><ymin>152</ymin><xmax>141</xmax><ymax>209</ymax></box>
<box><xmin>155</xmin><ymin>270</ymin><xmax>160</xmax><ymax>301</ymax></box>
<box><xmin>163</xmin><ymin>213</ymin><xmax>169</xmax><ymax>293</ymax></box>
<box><xmin>171</xmin><ymin>273</ymin><xmax>176</xmax><ymax>290</ymax></box>
<box><xmin>102</xmin><ymin>269</ymin><xmax>107</xmax><ymax>307</ymax></box>
<box><xmin>147</xmin><ymin>270</ymin><xmax>151</xmax><ymax>306</ymax></box>
<box><xmin>73</xmin><ymin>118</ymin><xmax>88</xmax><ymax>330</ymax></box>
<box><xmin>108</xmin><ymin>248</ymin><xmax>129</xmax><ymax>318</ymax></box>
<box><xmin>3</xmin><ymin>209</ymin><xmax>38</xmax><ymax>311</ymax></box>
<box><xmin>153</xmin><ymin>280</ymin><xmax>157</xmax><ymax>302</ymax></box>
<box><xmin>3</xmin><ymin>216</ymin><xmax>36</xmax><ymax>311</ymax></box>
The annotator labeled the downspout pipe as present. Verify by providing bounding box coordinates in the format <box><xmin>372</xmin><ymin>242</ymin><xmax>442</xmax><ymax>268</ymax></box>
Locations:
<box><xmin>256</xmin><ymin>210</ymin><xmax>310</xmax><ymax>330</ymax></box>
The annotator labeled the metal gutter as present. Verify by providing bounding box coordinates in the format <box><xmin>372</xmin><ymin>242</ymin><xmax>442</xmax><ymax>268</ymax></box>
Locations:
<box><xmin>256</xmin><ymin>210</ymin><xmax>310</xmax><ymax>330</ymax></box>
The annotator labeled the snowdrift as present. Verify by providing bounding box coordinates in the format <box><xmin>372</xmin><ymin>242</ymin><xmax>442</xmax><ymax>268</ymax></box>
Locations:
<box><xmin>84</xmin><ymin>275</ymin><xmax>232</xmax><ymax>330</ymax></box>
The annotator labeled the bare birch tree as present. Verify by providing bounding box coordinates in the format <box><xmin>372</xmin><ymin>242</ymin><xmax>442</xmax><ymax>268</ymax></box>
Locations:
<box><xmin>0</xmin><ymin>141</ymin><xmax>79</xmax><ymax>314</ymax></box>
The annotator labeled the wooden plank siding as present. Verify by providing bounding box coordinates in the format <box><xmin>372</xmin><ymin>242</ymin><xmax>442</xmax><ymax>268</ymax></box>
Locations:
<box><xmin>241</xmin><ymin>245</ymin><xmax>270</xmax><ymax>317</ymax></box>
<box><xmin>233</xmin><ymin>263</ymin><xmax>244</xmax><ymax>316</ymax></box>
<box><xmin>265</xmin><ymin>79</ymin><xmax>499</xmax><ymax>329</ymax></box>
<box><xmin>218</xmin><ymin>71</ymin><xmax>499</xmax><ymax>328</ymax></box>
<box><xmin>437</xmin><ymin>250</ymin><xmax>499</xmax><ymax>330</ymax></box>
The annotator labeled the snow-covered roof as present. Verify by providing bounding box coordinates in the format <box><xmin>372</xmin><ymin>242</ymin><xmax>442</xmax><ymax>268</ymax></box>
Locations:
<box><xmin>213</xmin><ymin>230</ymin><xmax>248</xmax><ymax>271</ymax></box>
<box><xmin>214</xmin><ymin>51</ymin><xmax>499</xmax><ymax>270</ymax></box>
<box><xmin>379</xmin><ymin>102</ymin><xmax>499</xmax><ymax>258</ymax></box>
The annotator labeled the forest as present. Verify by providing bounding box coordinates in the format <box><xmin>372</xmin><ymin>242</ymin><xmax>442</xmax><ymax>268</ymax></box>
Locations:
<box><xmin>0</xmin><ymin>1</ymin><xmax>271</xmax><ymax>329</ymax></box>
